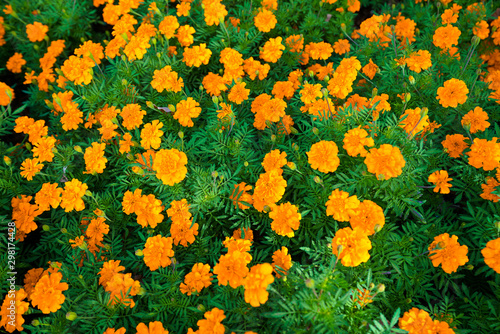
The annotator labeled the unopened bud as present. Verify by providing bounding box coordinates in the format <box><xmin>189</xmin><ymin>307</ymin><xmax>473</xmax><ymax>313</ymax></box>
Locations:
<box><xmin>406</xmin><ymin>298</ymin><xmax>412</xmax><ymax>303</ymax></box>
<box><xmin>212</xmin><ymin>95</ymin><xmax>219</xmax><ymax>105</ymax></box>
<box><xmin>197</xmin><ymin>304</ymin><xmax>206</xmax><ymax>312</ymax></box>
<box><xmin>287</xmin><ymin>162</ymin><xmax>296</xmax><ymax>170</ymax></box>
<box><xmin>290</xmin><ymin>127</ymin><xmax>299</xmax><ymax>134</ymax></box>
<box><xmin>66</xmin><ymin>312</ymin><xmax>77</xmax><ymax>321</ymax></box>
<box><xmin>314</xmin><ymin>176</ymin><xmax>322</xmax><ymax>184</ymax></box>
<box><xmin>308</xmin><ymin>70</ymin><xmax>314</xmax><ymax>78</ymax></box>
<box><xmin>61</xmin><ymin>228</ymin><xmax>67</xmax><ymax>234</ymax></box>
<box><xmin>3</xmin><ymin>156</ymin><xmax>11</xmax><ymax>166</ymax></box>
<box><xmin>133</xmin><ymin>168</ymin><xmax>145</xmax><ymax>175</ymax></box>
<box><xmin>138</xmin><ymin>287</ymin><xmax>146</xmax><ymax>295</ymax></box>
<box><xmin>337</xmin><ymin>244</ymin><xmax>344</xmax><ymax>255</ymax></box>
<box><xmin>377</xmin><ymin>284</ymin><xmax>385</xmax><ymax>292</ymax></box>
<box><xmin>472</xmin><ymin>35</ymin><xmax>480</xmax><ymax>47</ymax></box>
<box><xmin>409</xmin><ymin>75</ymin><xmax>415</xmax><ymax>85</ymax></box>
<box><xmin>122</xmin><ymin>79</ymin><xmax>128</xmax><ymax>86</ymax></box>
<box><xmin>305</xmin><ymin>278</ymin><xmax>315</xmax><ymax>289</ymax></box>
<box><xmin>312</xmin><ymin>127</ymin><xmax>319</xmax><ymax>135</ymax></box>
<box><xmin>42</xmin><ymin>225</ymin><xmax>50</xmax><ymax>231</ymax></box>
<box><xmin>212</xmin><ymin>171</ymin><xmax>218</xmax><ymax>178</ymax></box>
<box><xmin>405</xmin><ymin>92</ymin><xmax>411</xmax><ymax>103</ymax></box>
<box><xmin>32</xmin><ymin>320</ymin><xmax>40</xmax><ymax>326</ymax></box>
<box><xmin>374</xmin><ymin>224</ymin><xmax>382</xmax><ymax>233</ymax></box>
<box><xmin>466</xmin><ymin>265</ymin><xmax>474</xmax><ymax>270</ymax></box>
<box><xmin>271</xmin><ymin>134</ymin><xmax>276</xmax><ymax>142</ymax></box>
<box><xmin>74</xmin><ymin>145</ymin><xmax>82</xmax><ymax>153</ymax></box>
<box><xmin>146</xmin><ymin>101</ymin><xmax>154</xmax><ymax>108</ymax></box>
<box><xmin>263</xmin><ymin>205</ymin><xmax>271</xmax><ymax>213</ymax></box>
<box><xmin>178</xmin><ymin>131</ymin><xmax>184</xmax><ymax>139</ymax></box>
<box><xmin>420</xmin><ymin>107</ymin><xmax>428</xmax><ymax>118</ymax></box>
<box><xmin>135</xmin><ymin>249</ymin><xmax>144</xmax><ymax>256</ymax></box>
<box><xmin>244</xmin><ymin>161</ymin><xmax>249</xmax><ymax>167</ymax></box>
<box><xmin>372</xmin><ymin>87</ymin><xmax>378</xmax><ymax>97</ymax></box>
<box><xmin>85</xmin><ymin>190</ymin><xmax>92</xmax><ymax>197</ymax></box>
<box><xmin>495</xmin><ymin>221</ymin><xmax>500</xmax><ymax>229</ymax></box>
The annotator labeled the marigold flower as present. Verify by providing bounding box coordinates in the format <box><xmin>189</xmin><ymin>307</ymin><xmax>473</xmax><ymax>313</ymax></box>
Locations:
<box><xmin>466</xmin><ymin>138</ymin><xmax>500</xmax><ymax>171</ymax></box>
<box><xmin>254</xmin><ymin>8</ymin><xmax>277</xmax><ymax>33</ymax></box>
<box><xmin>153</xmin><ymin>148</ymin><xmax>188</xmax><ymax>186</ymax></box>
<box><xmin>252</xmin><ymin>170</ymin><xmax>287</xmax><ymax>212</ymax></box>
<box><xmin>305</xmin><ymin>42</ymin><xmax>333</xmax><ymax>60</ymax></box>
<box><xmin>331</xmin><ymin>227</ymin><xmax>372</xmax><ymax>267</ymax></box>
<box><xmin>0</xmin><ymin>289</ymin><xmax>29</xmax><ymax>332</ymax></box>
<box><xmin>473</xmin><ymin>20</ymin><xmax>489</xmax><ymax>40</ymax></box>
<box><xmin>333</xmin><ymin>39</ymin><xmax>350</xmax><ymax>55</ymax></box>
<box><xmin>143</xmin><ymin>235</ymin><xmax>174</xmax><ymax>271</ymax></box>
<box><xmin>176</xmin><ymin>25</ymin><xmax>195</xmax><ymax>47</ymax></box>
<box><xmin>98</xmin><ymin>260</ymin><xmax>126</xmax><ymax>287</ymax></box>
<box><xmin>433</xmin><ymin>25</ymin><xmax>461</xmax><ymax>50</ymax></box>
<box><xmin>362</xmin><ymin>59</ymin><xmax>378</xmax><ymax>80</ymax></box>
<box><xmin>307</xmin><ymin>140</ymin><xmax>340</xmax><ymax>173</ymax></box>
<box><xmin>140</xmin><ymin>120</ymin><xmax>163</xmax><ymax>150</ymax></box>
<box><xmin>136</xmin><ymin>194</ymin><xmax>164</xmax><ymax>229</ymax></box>
<box><xmin>202</xmin><ymin>72</ymin><xmax>228</xmax><ymax>96</ymax></box>
<box><xmin>119</xmin><ymin>133</ymin><xmax>134</xmax><ymax>154</ymax></box>
<box><xmin>244</xmin><ymin>263</ymin><xmax>274</xmax><ymax>307</ymax></box>
<box><xmin>105</xmin><ymin>273</ymin><xmax>141</xmax><ymax>308</ymax></box>
<box><xmin>0</xmin><ymin>82</ymin><xmax>14</xmax><ymax>106</ymax></box>
<box><xmin>30</xmin><ymin>272</ymin><xmax>69</xmax><ymax>314</ymax></box>
<box><xmin>23</xmin><ymin>268</ymin><xmax>45</xmax><ymax>300</ymax></box>
<box><xmin>60</xmin><ymin>179</ymin><xmax>88</xmax><ymax>212</ymax></box>
<box><xmin>262</xmin><ymin>149</ymin><xmax>287</xmax><ymax>174</ymax></box>
<box><xmin>20</xmin><ymin>158</ymin><xmax>43</xmax><ymax>181</ymax></box>
<box><xmin>233</xmin><ymin>227</ymin><xmax>254</xmax><ymax>241</ymax></box>
<box><xmin>196</xmin><ymin>308</ymin><xmax>225</xmax><ymax>333</ymax></box>
<box><xmin>159</xmin><ymin>15</ymin><xmax>179</xmax><ymax>39</ymax></box>
<box><xmin>395</xmin><ymin>17</ymin><xmax>416</xmax><ymax>44</ymax></box>
<box><xmin>60</xmin><ymin>55</ymin><xmax>94</xmax><ymax>86</ymax></box>
<box><xmin>11</xmin><ymin>196</ymin><xmax>39</xmax><ymax>239</ymax></box>
<box><xmin>482</xmin><ymin>238</ymin><xmax>500</xmax><ymax>273</ymax></box>
<box><xmin>177</xmin><ymin>1</ymin><xmax>190</xmax><ymax>16</ymax></box>
<box><xmin>325</xmin><ymin>189</ymin><xmax>360</xmax><ymax>222</ymax></box>
<box><xmin>260</xmin><ymin>37</ymin><xmax>285</xmax><ymax>63</ymax></box>
<box><xmin>103</xmin><ymin>328</ymin><xmax>127</xmax><ymax>334</ymax></box>
<box><xmin>343</xmin><ymin>127</ymin><xmax>375</xmax><ymax>157</ymax></box>
<box><xmin>120</xmin><ymin>104</ymin><xmax>146</xmax><ymax>130</ymax></box>
<box><xmin>272</xmin><ymin>246</ymin><xmax>292</xmax><ymax>278</ymax></box>
<box><xmin>228</xmin><ymin>81</ymin><xmax>250</xmax><ymax>105</ymax></box>
<box><xmin>428</xmin><ymin>170</ymin><xmax>453</xmax><ymax>194</ymax></box>
<box><xmin>26</xmin><ymin>22</ymin><xmax>48</xmax><ymax>42</ymax></box>
<box><xmin>480</xmin><ymin>177</ymin><xmax>500</xmax><ymax>202</ymax></box>
<box><xmin>436</xmin><ymin>78</ymin><xmax>468</xmax><ymax>108</ymax></box>
<box><xmin>399</xmin><ymin>308</ymin><xmax>434</xmax><ymax>334</ymax></box>
<box><xmin>6</xmin><ymin>52</ymin><xmax>26</xmax><ymax>73</ymax></box>
<box><xmin>180</xmin><ymin>263</ymin><xmax>213</xmax><ymax>295</ymax></box>
<box><xmin>35</xmin><ymin>183</ymin><xmax>63</xmax><ymax>212</ymax></box>
<box><xmin>32</xmin><ymin>136</ymin><xmax>56</xmax><ymax>163</ymax></box>
<box><xmin>213</xmin><ymin>250</ymin><xmax>249</xmax><ymax>288</ymax></box>
<box><xmin>285</xmin><ymin>35</ymin><xmax>304</xmax><ymax>53</ymax></box>
<box><xmin>136</xmin><ymin>321</ymin><xmax>169</xmax><ymax>334</ymax></box>
<box><xmin>174</xmin><ymin>97</ymin><xmax>201</xmax><ymax>127</ymax></box>
<box><xmin>428</xmin><ymin>233</ymin><xmax>468</xmax><ymax>274</ymax></box>
<box><xmin>183</xmin><ymin>43</ymin><xmax>212</xmax><ymax>67</ymax></box>
<box><xmin>461</xmin><ymin>107</ymin><xmax>489</xmax><ymax>134</ymax></box>
<box><xmin>269</xmin><ymin>202</ymin><xmax>301</xmax><ymax>237</ymax></box>
<box><xmin>441</xmin><ymin>9</ymin><xmax>458</xmax><ymax>25</ymax></box>
<box><xmin>170</xmin><ymin>217</ymin><xmax>198</xmax><ymax>247</ymax></box>
<box><xmin>406</xmin><ymin>50</ymin><xmax>432</xmax><ymax>73</ymax></box>
<box><xmin>230</xmin><ymin>183</ymin><xmax>253</xmax><ymax>210</ymax></box>
<box><xmin>349</xmin><ymin>200</ymin><xmax>385</xmax><ymax>235</ymax></box>
<box><xmin>399</xmin><ymin>107</ymin><xmax>429</xmax><ymax>137</ymax></box>
<box><xmin>75</xmin><ymin>40</ymin><xmax>104</xmax><ymax>65</ymax></box>
<box><xmin>203</xmin><ymin>0</ymin><xmax>228</xmax><ymax>26</ymax></box>
<box><xmin>441</xmin><ymin>134</ymin><xmax>468</xmax><ymax>158</ymax></box>
<box><xmin>364</xmin><ymin>144</ymin><xmax>405</xmax><ymax>180</ymax></box>
<box><xmin>151</xmin><ymin>65</ymin><xmax>184</xmax><ymax>93</ymax></box>
<box><xmin>84</xmin><ymin>142</ymin><xmax>107</xmax><ymax>174</ymax></box>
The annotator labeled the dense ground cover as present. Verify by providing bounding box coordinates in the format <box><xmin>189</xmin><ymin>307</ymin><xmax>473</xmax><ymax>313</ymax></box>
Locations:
<box><xmin>1</xmin><ymin>0</ymin><xmax>500</xmax><ymax>333</ymax></box>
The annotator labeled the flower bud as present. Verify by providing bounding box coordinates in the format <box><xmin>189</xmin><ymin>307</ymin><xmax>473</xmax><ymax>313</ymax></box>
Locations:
<box><xmin>471</xmin><ymin>35</ymin><xmax>481</xmax><ymax>47</ymax></box>
<box><xmin>25</xmin><ymin>142</ymin><xmax>32</xmax><ymax>151</ymax></box>
<box><xmin>85</xmin><ymin>190</ymin><xmax>93</xmax><ymax>197</ymax></box>
<box><xmin>263</xmin><ymin>205</ymin><xmax>271</xmax><ymax>213</ymax></box>
<box><xmin>420</xmin><ymin>107</ymin><xmax>428</xmax><ymax>118</ymax></box>
<box><xmin>197</xmin><ymin>304</ymin><xmax>206</xmax><ymax>312</ymax></box>
<box><xmin>212</xmin><ymin>95</ymin><xmax>219</xmax><ymax>105</ymax></box>
<box><xmin>66</xmin><ymin>312</ymin><xmax>77</xmax><ymax>321</ymax></box>
<box><xmin>133</xmin><ymin>167</ymin><xmax>145</xmax><ymax>175</ymax></box>
<box><xmin>244</xmin><ymin>161</ymin><xmax>249</xmax><ymax>167</ymax></box>
<box><xmin>466</xmin><ymin>265</ymin><xmax>474</xmax><ymax>270</ymax></box>
<box><xmin>78</xmin><ymin>242</ymin><xmax>87</xmax><ymax>250</ymax></box>
<box><xmin>61</xmin><ymin>228</ymin><xmax>67</xmax><ymax>234</ymax></box>
<box><xmin>32</xmin><ymin>320</ymin><xmax>40</xmax><ymax>326</ymax></box>
<box><xmin>312</xmin><ymin>127</ymin><xmax>319</xmax><ymax>135</ymax></box>
<box><xmin>74</xmin><ymin>145</ymin><xmax>82</xmax><ymax>153</ymax></box>
<box><xmin>406</xmin><ymin>298</ymin><xmax>412</xmax><ymax>303</ymax></box>
<box><xmin>405</xmin><ymin>92</ymin><xmax>411</xmax><ymax>103</ymax></box>
<box><xmin>3</xmin><ymin>156</ymin><xmax>11</xmax><ymax>166</ymax></box>
<box><xmin>290</xmin><ymin>127</ymin><xmax>299</xmax><ymax>135</ymax></box>
<box><xmin>372</xmin><ymin>87</ymin><xmax>378</xmax><ymax>97</ymax></box>
<box><xmin>409</xmin><ymin>76</ymin><xmax>415</xmax><ymax>85</ymax></box>
<box><xmin>287</xmin><ymin>162</ymin><xmax>296</xmax><ymax>170</ymax></box>
<box><xmin>212</xmin><ymin>171</ymin><xmax>218</xmax><ymax>178</ymax></box>
<box><xmin>377</xmin><ymin>284</ymin><xmax>385</xmax><ymax>292</ymax></box>
<box><xmin>314</xmin><ymin>176</ymin><xmax>322</xmax><ymax>184</ymax></box>
<box><xmin>374</xmin><ymin>224</ymin><xmax>382</xmax><ymax>233</ymax></box>
<box><xmin>42</xmin><ymin>225</ymin><xmax>50</xmax><ymax>231</ymax></box>
<box><xmin>271</xmin><ymin>134</ymin><xmax>276</xmax><ymax>142</ymax></box>
<box><xmin>135</xmin><ymin>249</ymin><xmax>144</xmax><ymax>256</ymax></box>
<box><xmin>138</xmin><ymin>287</ymin><xmax>146</xmax><ymax>295</ymax></box>
<box><xmin>336</xmin><ymin>244</ymin><xmax>344</xmax><ymax>255</ymax></box>
<box><xmin>178</xmin><ymin>131</ymin><xmax>184</xmax><ymax>139</ymax></box>
<box><xmin>305</xmin><ymin>278</ymin><xmax>315</xmax><ymax>289</ymax></box>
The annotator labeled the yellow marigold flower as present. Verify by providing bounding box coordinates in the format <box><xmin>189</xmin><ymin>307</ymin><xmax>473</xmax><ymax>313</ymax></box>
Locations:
<box><xmin>119</xmin><ymin>133</ymin><xmax>134</xmax><ymax>154</ymax></box>
<box><xmin>26</xmin><ymin>22</ymin><xmax>48</xmax><ymax>42</ymax></box>
<box><xmin>143</xmin><ymin>235</ymin><xmax>174</xmax><ymax>271</ymax></box>
<box><xmin>20</xmin><ymin>158</ymin><xmax>43</xmax><ymax>181</ymax></box>
<box><xmin>254</xmin><ymin>8</ymin><xmax>277</xmax><ymax>33</ymax></box>
<box><xmin>331</xmin><ymin>227</ymin><xmax>372</xmax><ymax>267</ymax></box>
<box><xmin>170</xmin><ymin>217</ymin><xmax>198</xmax><ymax>247</ymax></box>
<box><xmin>399</xmin><ymin>308</ymin><xmax>434</xmax><ymax>334</ymax></box>
<box><xmin>84</xmin><ymin>142</ymin><xmax>107</xmax><ymax>174</ymax></box>
<box><xmin>183</xmin><ymin>43</ymin><xmax>212</xmax><ymax>67</ymax></box>
<box><xmin>364</xmin><ymin>144</ymin><xmax>405</xmax><ymax>180</ymax></box>
<box><xmin>307</xmin><ymin>140</ymin><xmax>340</xmax><ymax>173</ymax></box>
<box><xmin>159</xmin><ymin>15</ymin><xmax>179</xmax><ymax>39</ymax></box>
<box><xmin>30</xmin><ymin>272</ymin><xmax>69</xmax><ymax>314</ymax></box>
<box><xmin>179</xmin><ymin>263</ymin><xmax>213</xmax><ymax>295</ymax></box>
<box><xmin>433</xmin><ymin>24</ymin><xmax>461</xmax><ymax>50</ymax></box>
<box><xmin>349</xmin><ymin>200</ymin><xmax>385</xmax><ymax>235</ymax></box>
<box><xmin>244</xmin><ymin>263</ymin><xmax>274</xmax><ymax>307</ymax></box>
<box><xmin>177</xmin><ymin>1</ymin><xmax>190</xmax><ymax>16</ymax></box>
<box><xmin>0</xmin><ymin>288</ymin><xmax>29</xmax><ymax>333</ymax></box>
<box><xmin>6</xmin><ymin>52</ymin><xmax>26</xmax><ymax>73</ymax></box>
<box><xmin>343</xmin><ymin>127</ymin><xmax>375</xmax><ymax>157</ymax></box>
<box><xmin>196</xmin><ymin>308</ymin><xmax>225</xmax><ymax>333</ymax></box>
<box><xmin>405</xmin><ymin>50</ymin><xmax>432</xmax><ymax>73</ymax></box>
<box><xmin>428</xmin><ymin>233</ymin><xmax>468</xmax><ymax>274</ymax></box>
<box><xmin>428</xmin><ymin>170</ymin><xmax>453</xmax><ymax>194</ymax></box>
<box><xmin>466</xmin><ymin>138</ymin><xmax>500</xmax><ymax>171</ymax></box>
<box><xmin>441</xmin><ymin>134</ymin><xmax>468</xmax><ymax>158</ymax></box>
<box><xmin>230</xmin><ymin>183</ymin><xmax>253</xmax><ymax>210</ymax></box>
<box><xmin>482</xmin><ymin>238</ymin><xmax>500</xmax><ymax>274</ymax></box>
<box><xmin>60</xmin><ymin>179</ymin><xmax>88</xmax><ymax>212</ymax></box>
<box><xmin>269</xmin><ymin>202</ymin><xmax>301</xmax><ymax>237</ymax></box>
<box><xmin>252</xmin><ymin>170</ymin><xmax>287</xmax><ymax>212</ymax></box>
<box><xmin>260</xmin><ymin>37</ymin><xmax>285</xmax><ymax>63</ymax></box>
<box><xmin>285</xmin><ymin>35</ymin><xmax>304</xmax><ymax>53</ymax></box>
<box><xmin>176</xmin><ymin>24</ymin><xmax>195</xmax><ymax>47</ymax></box>
<box><xmin>136</xmin><ymin>321</ymin><xmax>169</xmax><ymax>334</ymax></box>
<box><xmin>174</xmin><ymin>97</ymin><xmax>201</xmax><ymax>127</ymax></box>
<box><xmin>461</xmin><ymin>106</ymin><xmax>489</xmax><ymax>134</ymax></box>
<box><xmin>272</xmin><ymin>246</ymin><xmax>292</xmax><ymax>278</ymax></box>
<box><xmin>35</xmin><ymin>183</ymin><xmax>63</xmax><ymax>212</ymax></box>
<box><xmin>399</xmin><ymin>107</ymin><xmax>429</xmax><ymax>137</ymax></box>
<box><xmin>325</xmin><ymin>189</ymin><xmax>360</xmax><ymax>222</ymax></box>
<box><xmin>228</xmin><ymin>81</ymin><xmax>250</xmax><ymax>105</ymax></box>
<box><xmin>436</xmin><ymin>78</ymin><xmax>468</xmax><ymax>108</ymax></box>
<box><xmin>140</xmin><ymin>120</ymin><xmax>163</xmax><ymax>150</ymax></box>
<box><xmin>123</xmin><ymin>35</ymin><xmax>151</xmax><ymax>61</ymax></box>
<box><xmin>213</xmin><ymin>251</ymin><xmax>249</xmax><ymax>288</ymax></box>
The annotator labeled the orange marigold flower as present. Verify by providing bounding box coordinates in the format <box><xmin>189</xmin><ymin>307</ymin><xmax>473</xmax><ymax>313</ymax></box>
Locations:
<box><xmin>428</xmin><ymin>170</ymin><xmax>453</xmax><ymax>194</ymax></box>
<box><xmin>20</xmin><ymin>158</ymin><xmax>43</xmax><ymax>181</ymax></box>
<box><xmin>136</xmin><ymin>194</ymin><xmax>164</xmax><ymax>228</ymax></box>
<box><xmin>269</xmin><ymin>202</ymin><xmax>301</xmax><ymax>237</ymax></box>
<box><xmin>428</xmin><ymin>233</ymin><xmax>468</xmax><ymax>274</ymax></box>
<box><xmin>252</xmin><ymin>170</ymin><xmax>287</xmax><ymax>212</ymax></box>
<box><xmin>362</xmin><ymin>59</ymin><xmax>378</xmax><ymax>80</ymax></box>
<box><xmin>433</xmin><ymin>24</ymin><xmax>461</xmax><ymax>50</ymax></box>
<box><xmin>136</xmin><ymin>321</ymin><xmax>168</xmax><ymax>334</ymax></box>
<box><xmin>0</xmin><ymin>288</ymin><xmax>29</xmax><ymax>333</ymax></box>
<box><xmin>307</xmin><ymin>140</ymin><xmax>340</xmax><ymax>173</ymax></box>
<box><xmin>482</xmin><ymin>238</ymin><xmax>500</xmax><ymax>274</ymax></box>
<box><xmin>300</xmin><ymin>83</ymin><xmax>323</xmax><ymax>104</ymax></box>
<box><xmin>285</xmin><ymin>35</ymin><xmax>304</xmax><ymax>53</ymax></box>
<box><xmin>461</xmin><ymin>106</ymin><xmax>489</xmax><ymax>134</ymax></box>
<box><xmin>0</xmin><ymin>82</ymin><xmax>14</xmax><ymax>106</ymax></box>
<box><xmin>195</xmin><ymin>308</ymin><xmax>225</xmax><ymax>333</ymax></box>
<box><xmin>343</xmin><ymin>127</ymin><xmax>375</xmax><ymax>157</ymax></box>
<box><xmin>32</xmin><ymin>136</ymin><xmax>56</xmax><ymax>163</ymax></box>
<box><xmin>121</xmin><ymin>103</ymin><xmax>146</xmax><ymax>130</ymax></box>
<box><xmin>223</xmin><ymin>237</ymin><xmax>252</xmax><ymax>263</ymax></box>
<box><xmin>75</xmin><ymin>40</ymin><xmax>104</xmax><ymax>65</ymax></box>
<box><xmin>174</xmin><ymin>97</ymin><xmax>201</xmax><ymax>127</ymax></box>
<box><xmin>228</xmin><ymin>81</ymin><xmax>250</xmax><ymax>105</ymax></box>
<box><xmin>183</xmin><ymin>43</ymin><xmax>212</xmax><ymax>67</ymax></box>
<box><xmin>98</xmin><ymin>260</ymin><xmax>125</xmax><ymax>287</ymax></box>
<box><xmin>261</xmin><ymin>98</ymin><xmax>287</xmax><ymax>123</ymax></box>
<box><xmin>153</xmin><ymin>148</ymin><xmax>188</xmax><ymax>186</ymax></box>
<box><xmin>364</xmin><ymin>144</ymin><xmax>405</xmax><ymax>180</ymax></box>
<box><xmin>331</xmin><ymin>227</ymin><xmax>372</xmax><ymax>267</ymax></box>
<box><xmin>480</xmin><ymin>177</ymin><xmax>500</xmax><ymax>202</ymax></box>
<box><xmin>159</xmin><ymin>15</ymin><xmax>179</xmax><ymax>39</ymax></box>
<box><xmin>140</xmin><ymin>120</ymin><xmax>163</xmax><ymax>150</ymax></box>
<box><xmin>6</xmin><ymin>53</ymin><xmax>26</xmax><ymax>73</ymax></box>
<box><xmin>60</xmin><ymin>179</ymin><xmax>88</xmax><ymax>212</ymax></box>
<box><xmin>399</xmin><ymin>107</ymin><xmax>429</xmax><ymax>137</ymax></box>
<box><xmin>11</xmin><ymin>196</ymin><xmax>39</xmax><ymax>239</ymax></box>
<box><xmin>203</xmin><ymin>0</ymin><xmax>228</xmax><ymax>26</ymax></box>
<box><xmin>406</xmin><ymin>50</ymin><xmax>432</xmax><ymax>73</ymax></box>
<box><xmin>26</xmin><ymin>22</ymin><xmax>48</xmax><ymax>42</ymax></box>
<box><xmin>176</xmin><ymin>25</ymin><xmax>195</xmax><ymax>47</ymax></box>
<box><xmin>399</xmin><ymin>308</ymin><xmax>434</xmax><ymax>334</ymax></box>
<box><xmin>170</xmin><ymin>217</ymin><xmax>198</xmax><ymax>247</ymax></box>
<box><xmin>244</xmin><ymin>263</ymin><xmax>274</xmax><ymax>307</ymax></box>
<box><xmin>233</xmin><ymin>227</ymin><xmax>254</xmax><ymax>241</ymax></box>
<box><xmin>213</xmin><ymin>251</ymin><xmax>249</xmax><ymax>288</ymax></box>
<box><xmin>151</xmin><ymin>65</ymin><xmax>184</xmax><ymax>93</ymax></box>
<box><xmin>30</xmin><ymin>272</ymin><xmax>69</xmax><ymax>314</ymax></box>
<box><xmin>122</xmin><ymin>188</ymin><xmax>145</xmax><ymax>215</ymax></box>
<box><xmin>202</xmin><ymin>72</ymin><xmax>228</xmax><ymax>96</ymax></box>
<box><xmin>103</xmin><ymin>328</ymin><xmax>127</xmax><ymax>334</ymax></box>
<box><xmin>325</xmin><ymin>189</ymin><xmax>360</xmax><ymax>222</ymax></box>
<box><xmin>395</xmin><ymin>17</ymin><xmax>416</xmax><ymax>45</ymax></box>
<box><xmin>60</xmin><ymin>55</ymin><xmax>94</xmax><ymax>86</ymax></box>
<box><xmin>333</xmin><ymin>39</ymin><xmax>350</xmax><ymax>55</ymax></box>
<box><xmin>441</xmin><ymin>134</ymin><xmax>468</xmax><ymax>158</ymax></box>
<box><xmin>272</xmin><ymin>80</ymin><xmax>295</xmax><ymax>100</ymax></box>
<box><xmin>473</xmin><ymin>20</ymin><xmax>489</xmax><ymax>40</ymax></box>
<box><xmin>35</xmin><ymin>183</ymin><xmax>63</xmax><ymax>212</ymax></box>
<box><xmin>23</xmin><ymin>268</ymin><xmax>44</xmax><ymax>301</ymax></box>
<box><xmin>466</xmin><ymin>138</ymin><xmax>500</xmax><ymax>171</ymax></box>
<box><xmin>262</xmin><ymin>149</ymin><xmax>287</xmax><ymax>174</ymax></box>
<box><xmin>349</xmin><ymin>200</ymin><xmax>385</xmax><ymax>235</ymax></box>
<box><xmin>260</xmin><ymin>37</ymin><xmax>285</xmax><ymax>63</ymax></box>
<box><xmin>179</xmin><ymin>263</ymin><xmax>213</xmax><ymax>295</ymax></box>
<box><xmin>177</xmin><ymin>1</ymin><xmax>190</xmax><ymax>16</ymax></box>
<box><xmin>305</xmin><ymin>42</ymin><xmax>333</xmax><ymax>60</ymax></box>
<box><xmin>143</xmin><ymin>235</ymin><xmax>174</xmax><ymax>271</ymax></box>
<box><xmin>230</xmin><ymin>183</ymin><xmax>253</xmax><ymax>210</ymax></box>
<box><xmin>441</xmin><ymin>9</ymin><xmax>458</xmax><ymax>25</ymax></box>
<box><xmin>84</xmin><ymin>142</ymin><xmax>107</xmax><ymax>174</ymax></box>
<box><xmin>167</xmin><ymin>198</ymin><xmax>192</xmax><ymax>222</ymax></box>
<box><xmin>86</xmin><ymin>217</ymin><xmax>109</xmax><ymax>253</ymax></box>
<box><xmin>123</xmin><ymin>35</ymin><xmax>151</xmax><ymax>62</ymax></box>
<box><xmin>254</xmin><ymin>8</ymin><xmax>277</xmax><ymax>33</ymax></box>
<box><xmin>120</xmin><ymin>132</ymin><xmax>134</xmax><ymax>154</ymax></box>
<box><xmin>272</xmin><ymin>246</ymin><xmax>292</xmax><ymax>278</ymax></box>
<box><xmin>436</xmin><ymin>78</ymin><xmax>468</xmax><ymax>108</ymax></box>
<box><xmin>105</xmin><ymin>273</ymin><xmax>141</xmax><ymax>308</ymax></box>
